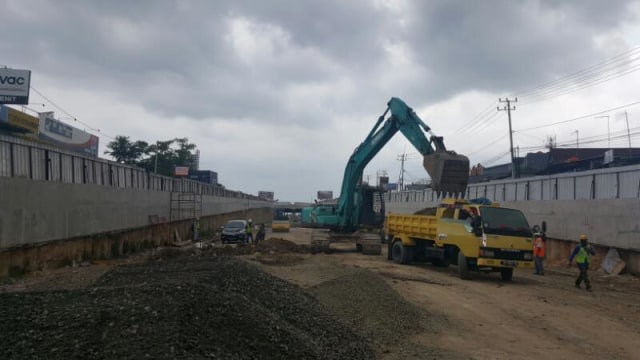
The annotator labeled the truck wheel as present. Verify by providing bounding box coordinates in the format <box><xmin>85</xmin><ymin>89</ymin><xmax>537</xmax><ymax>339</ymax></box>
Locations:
<box><xmin>392</xmin><ymin>241</ymin><xmax>413</xmax><ymax>264</ymax></box>
<box><xmin>458</xmin><ymin>252</ymin><xmax>471</xmax><ymax>280</ymax></box>
<box><xmin>500</xmin><ymin>268</ymin><xmax>513</xmax><ymax>281</ymax></box>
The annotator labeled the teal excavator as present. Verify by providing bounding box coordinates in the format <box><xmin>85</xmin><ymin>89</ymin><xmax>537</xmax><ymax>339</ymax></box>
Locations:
<box><xmin>301</xmin><ymin>97</ymin><xmax>470</xmax><ymax>254</ymax></box>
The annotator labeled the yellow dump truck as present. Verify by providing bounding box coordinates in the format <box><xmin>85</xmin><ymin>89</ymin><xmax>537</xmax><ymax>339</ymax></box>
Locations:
<box><xmin>385</xmin><ymin>198</ymin><xmax>534</xmax><ymax>281</ymax></box>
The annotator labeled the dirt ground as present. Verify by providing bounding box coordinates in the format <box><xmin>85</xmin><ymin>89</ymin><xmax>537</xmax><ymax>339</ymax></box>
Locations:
<box><xmin>252</xmin><ymin>228</ymin><xmax>640</xmax><ymax>360</ymax></box>
<box><xmin>2</xmin><ymin>228</ymin><xmax>640</xmax><ymax>359</ymax></box>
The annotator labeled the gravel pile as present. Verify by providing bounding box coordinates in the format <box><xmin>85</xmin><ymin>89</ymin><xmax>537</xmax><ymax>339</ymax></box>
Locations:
<box><xmin>309</xmin><ymin>269</ymin><xmax>451</xmax><ymax>359</ymax></box>
<box><xmin>0</xmin><ymin>257</ymin><xmax>375</xmax><ymax>360</ymax></box>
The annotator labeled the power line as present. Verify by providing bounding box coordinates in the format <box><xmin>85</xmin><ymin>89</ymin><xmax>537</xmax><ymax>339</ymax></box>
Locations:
<box><xmin>517</xmin><ymin>127</ymin><xmax>640</xmax><ymax>151</ymax></box>
<box><xmin>513</xmin><ymin>46</ymin><xmax>640</xmax><ymax>100</ymax></box>
<box><xmin>452</xmin><ymin>101</ymin><xmax>496</xmax><ymax>134</ymax></box>
<box><xmin>520</xmin><ymin>62</ymin><xmax>640</xmax><ymax>105</ymax></box>
<box><xmin>466</xmin><ymin>133</ymin><xmax>509</xmax><ymax>156</ymax></box>
<box><xmin>30</xmin><ymin>86</ymin><xmax>115</xmax><ymax>140</ymax></box>
<box><xmin>516</xmin><ymin>99</ymin><xmax>640</xmax><ymax>132</ymax></box>
<box><xmin>455</xmin><ymin>47</ymin><xmax>640</xmax><ymax>148</ymax></box>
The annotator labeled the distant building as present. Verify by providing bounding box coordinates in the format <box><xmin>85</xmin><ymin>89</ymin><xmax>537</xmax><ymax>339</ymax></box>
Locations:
<box><xmin>470</xmin><ymin>147</ymin><xmax>640</xmax><ymax>183</ymax></box>
<box><xmin>405</xmin><ymin>183</ymin><xmax>429</xmax><ymax>191</ymax></box>
<box><xmin>188</xmin><ymin>170</ymin><xmax>218</xmax><ymax>185</ymax></box>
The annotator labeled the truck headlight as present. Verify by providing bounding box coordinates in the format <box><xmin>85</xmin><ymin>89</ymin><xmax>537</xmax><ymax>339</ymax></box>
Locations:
<box><xmin>523</xmin><ymin>252</ymin><xmax>533</xmax><ymax>260</ymax></box>
<box><xmin>480</xmin><ymin>249</ymin><xmax>495</xmax><ymax>258</ymax></box>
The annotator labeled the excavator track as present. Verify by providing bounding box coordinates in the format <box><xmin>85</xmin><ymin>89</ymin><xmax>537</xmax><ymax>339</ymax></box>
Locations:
<box><xmin>357</xmin><ymin>232</ymin><xmax>382</xmax><ymax>255</ymax></box>
<box><xmin>310</xmin><ymin>229</ymin><xmax>331</xmax><ymax>254</ymax></box>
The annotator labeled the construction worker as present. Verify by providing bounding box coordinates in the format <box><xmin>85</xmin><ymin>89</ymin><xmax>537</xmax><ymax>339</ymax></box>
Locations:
<box><xmin>255</xmin><ymin>223</ymin><xmax>266</xmax><ymax>244</ymax></box>
<box><xmin>568</xmin><ymin>234</ymin><xmax>596</xmax><ymax>291</ymax></box>
<box><xmin>533</xmin><ymin>226</ymin><xmax>545</xmax><ymax>275</ymax></box>
<box><xmin>246</xmin><ymin>219</ymin><xmax>254</xmax><ymax>244</ymax></box>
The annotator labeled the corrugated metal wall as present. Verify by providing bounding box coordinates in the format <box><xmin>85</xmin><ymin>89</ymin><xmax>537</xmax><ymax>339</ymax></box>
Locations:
<box><xmin>387</xmin><ymin>164</ymin><xmax>640</xmax><ymax>204</ymax></box>
<box><xmin>0</xmin><ymin>135</ymin><xmax>262</xmax><ymax>200</ymax></box>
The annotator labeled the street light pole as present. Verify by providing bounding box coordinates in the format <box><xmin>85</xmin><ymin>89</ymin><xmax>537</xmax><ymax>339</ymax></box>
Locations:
<box><xmin>595</xmin><ymin>115</ymin><xmax>610</xmax><ymax>148</ymax></box>
<box><xmin>154</xmin><ymin>152</ymin><xmax>158</xmax><ymax>173</ymax></box>
<box><xmin>624</xmin><ymin>111</ymin><xmax>632</xmax><ymax>156</ymax></box>
<box><xmin>573</xmin><ymin>130</ymin><xmax>579</xmax><ymax>158</ymax></box>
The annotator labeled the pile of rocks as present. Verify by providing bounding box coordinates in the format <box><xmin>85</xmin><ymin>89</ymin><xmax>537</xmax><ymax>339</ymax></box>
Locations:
<box><xmin>0</xmin><ymin>257</ymin><xmax>374</xmax><ymax>360</ymax></box>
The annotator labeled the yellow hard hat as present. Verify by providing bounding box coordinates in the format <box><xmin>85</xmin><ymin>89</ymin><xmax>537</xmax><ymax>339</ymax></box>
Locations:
<box><xmin>579</xmin><ymin>234</ymin><xmax>588</xmax><ymax>241</ymax></box>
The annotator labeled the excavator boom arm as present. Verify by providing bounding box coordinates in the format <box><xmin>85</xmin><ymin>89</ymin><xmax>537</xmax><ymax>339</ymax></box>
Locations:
<box><xmin>336</xmin><ymin>97</ymin><xmax>469</xmax><ymax>230</ymax></box>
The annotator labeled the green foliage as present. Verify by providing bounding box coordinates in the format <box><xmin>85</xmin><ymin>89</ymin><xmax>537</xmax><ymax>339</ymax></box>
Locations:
<box><xmin>104</xmin><ymin>136</ymin><xmax>198</xmax><ymax>177</ymax></box>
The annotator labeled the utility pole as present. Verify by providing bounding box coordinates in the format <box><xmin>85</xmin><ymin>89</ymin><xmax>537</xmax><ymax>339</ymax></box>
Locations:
<box><xmin>498</xmin><ymin>97</ymin><xmax>517</xmax><ymax>178</ymax></box>
<box><xmin>397</xmin><ymin>153</ymin><xmax>407</xmax><ymax>191</ymax></box>
<box><xmin>624</xmin><ymin>111</ymin><xmax>632</xmax><ymax>157</ymax></box>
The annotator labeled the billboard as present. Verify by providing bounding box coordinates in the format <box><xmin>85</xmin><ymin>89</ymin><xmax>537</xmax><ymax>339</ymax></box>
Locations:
<box><xmin>0</xmin><ymin>68</ymin><xmax>31</xmax><ymax>105</ymax></box>
<box><xmin>386</xmin><ymin>183</ymin><xmax>398</xmax><ymax>191</ymax></box>
<box><xmin>258</xmin><ymin>191</ymin><xmax>275</xmax><ymax>201</ymax></box>
<box><xmin>0</xmin><ymin>105</ymin><xmax>39</xmax><ymax>134</ymax></box>
<box><xmin>174</xmin><ymin>166</ymin><xmax>189</xmax><ymax>176</ymax></box>
<box><xmin>317</xmin><ymin>191</ymin><xmax>333</xmax><ymax>200</ymax></box>
<box><xmin>38</xmin><ymin>112</ymin><xmax>99</xmax><ymax>157</ymax></box>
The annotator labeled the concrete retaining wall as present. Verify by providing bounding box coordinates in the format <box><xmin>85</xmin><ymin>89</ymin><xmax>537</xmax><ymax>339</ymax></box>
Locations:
<box><xmin>0</xmin><ymin>177</ymin><xmax>270</xmax><ymax>250</ymax></box>
<box><xmin>0</xmin><ymin>207</ymin><xmax>272</xmax><ymax>278</ymax></box>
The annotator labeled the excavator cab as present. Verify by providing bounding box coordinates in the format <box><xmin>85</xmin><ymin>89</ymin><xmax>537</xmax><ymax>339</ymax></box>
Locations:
<box><xmin>423</xmin><ymin>136</ymin><xmax>470</xmax><ymax>195</ymax></box>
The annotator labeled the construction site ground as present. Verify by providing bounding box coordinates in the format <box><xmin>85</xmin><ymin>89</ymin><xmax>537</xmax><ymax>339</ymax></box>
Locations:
<box><xmin>1</xmin><ymin>227</ymin><xmax>639</xmax><ymax>360</ymax></box>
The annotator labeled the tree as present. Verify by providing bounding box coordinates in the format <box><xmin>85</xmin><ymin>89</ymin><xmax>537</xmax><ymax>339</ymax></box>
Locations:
<box><xmin>104</xmin><ymin>136</ymin><xmax>147</xmax><ymax>164</ymax></box>
<box><xmin>105</xmin><ymin>135</ymin><xmax>199</xmax><ymax>177</ymax></box>
<box><xmin>174</xmin><ymin>138</ymin><xmax>197</xmax><ymax>170</ymax></box>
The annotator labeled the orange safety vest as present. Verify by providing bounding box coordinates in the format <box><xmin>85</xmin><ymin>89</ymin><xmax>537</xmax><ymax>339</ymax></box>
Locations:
<box><xmin>533</xmin><ymin>236</ymin><xmax>545</xmax><ymax>257</ymax></box>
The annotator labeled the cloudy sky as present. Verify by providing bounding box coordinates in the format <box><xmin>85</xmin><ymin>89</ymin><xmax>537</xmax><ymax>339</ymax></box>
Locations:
<box><xmin>2</xmin><ymin>0</ymin><xmax>640</xmax><ymax>201</ymax></box>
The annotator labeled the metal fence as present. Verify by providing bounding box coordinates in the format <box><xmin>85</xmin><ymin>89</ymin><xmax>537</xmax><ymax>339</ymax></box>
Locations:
<box><xmin>385</xmin><ymin>163</ymin><xmax>640</xmax><ymax>204</ymax></box>
<box><xmin>0</xmin><ymin>134</ymin><xmax>261</xmax><ymax>200</ymax></box>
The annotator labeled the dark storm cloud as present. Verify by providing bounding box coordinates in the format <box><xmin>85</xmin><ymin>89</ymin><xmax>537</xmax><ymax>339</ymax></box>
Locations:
<box><xmin>402</xmin><ymin>0</ymin><xmax>637</xmax><ymax>101</ymax></box>
<box><xmin>0</xmin><ymin>0</ymin><xmax>636</xmax><ymax>125</ymax></box>
<box><xmin>0</xmin><ymin>0</ymin><xmax>393</xmax><ymax>124</ymax></box>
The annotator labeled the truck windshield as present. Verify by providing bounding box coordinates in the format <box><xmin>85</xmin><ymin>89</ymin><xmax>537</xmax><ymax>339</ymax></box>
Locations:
<box><xmin>480</xmin><ymin>206</ymin><xmax>532</xmax><ymax>237</ymax></box>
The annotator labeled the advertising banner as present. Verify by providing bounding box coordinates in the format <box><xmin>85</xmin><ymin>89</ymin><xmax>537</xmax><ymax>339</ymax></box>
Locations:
<box><xmin>5</xmin><ymin>106</ymin><xmax>38</xmax><ymax>134</ymax></box>
<box><xmin>258</xmin><ymin>191</ymin><xmax>275</xmax><ymax>201</ymax></box>
<box><xmin>38</xmin><ymin>113</ymin><xmax>99</xmax><ymax>157</ymax></box>
<box><xmin>174</xmin><ymin>166</ymin><xmax>190</xmax><ymax>176</ymax></box>
<box><xmin>0</xmin><ymin>68</ymin><xmax>31</xmax><ymax>105</ymax></box>
<box><xmin>317</xmin><ymin>191</ymin><xmax>333</xmax><ymax>200</ymax></box>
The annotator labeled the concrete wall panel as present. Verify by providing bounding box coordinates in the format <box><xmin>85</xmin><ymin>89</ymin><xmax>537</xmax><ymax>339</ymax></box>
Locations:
<box><xmin>0</xmin><ymin>177</ymin><xmax>270</xmax><ymax>250</ymax></box>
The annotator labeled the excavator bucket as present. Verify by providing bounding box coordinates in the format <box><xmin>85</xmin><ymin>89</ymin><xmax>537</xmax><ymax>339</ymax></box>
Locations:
<box><xmin>423</xmin><ymin>151</ymin><xmax>470</xmax><ymax>195</ymax></box>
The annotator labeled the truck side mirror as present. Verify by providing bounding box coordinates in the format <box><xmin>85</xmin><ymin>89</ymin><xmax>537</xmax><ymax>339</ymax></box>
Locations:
<box><xmin>541</xmin><ymin>220</ymin><xmax>547</xmax><ymax>233</ymax></box>
<box><xmin>472</xmin><ymin>216</ymin><xmax>483</xmax><ymax>237</ymax></box>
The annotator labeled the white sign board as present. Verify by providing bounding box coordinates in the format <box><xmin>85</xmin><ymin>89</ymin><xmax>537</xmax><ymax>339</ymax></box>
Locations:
<box><xmin>0</xmin><ymin>68</ymin><xmax>31</xmax><ymax>105</ymax></box>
